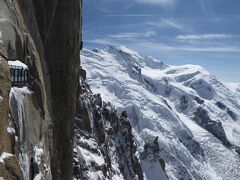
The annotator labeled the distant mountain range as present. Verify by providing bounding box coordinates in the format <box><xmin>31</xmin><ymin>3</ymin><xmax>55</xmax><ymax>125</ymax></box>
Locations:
<box><xmin>79</xmin><ymin>45</ymin><xmax>240</xmax><ymax>180</ymax></box>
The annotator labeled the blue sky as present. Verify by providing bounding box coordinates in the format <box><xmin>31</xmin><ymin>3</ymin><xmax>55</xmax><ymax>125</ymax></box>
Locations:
<box><xmin>83</xmin><ymin>0</ymin><xmax>240</xmax><ymax>82</ymax></box>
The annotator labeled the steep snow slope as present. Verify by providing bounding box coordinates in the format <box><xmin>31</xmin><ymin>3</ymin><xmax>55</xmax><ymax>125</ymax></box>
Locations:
<box><xmin>81</xmin><ymin>46</ymin><xmax>240</xmax><ymax>180</ymax></box>
<box><xmin>226</xmin><ymin>83</ymin><xmax>240</xmax><ymax>99</ymax></box>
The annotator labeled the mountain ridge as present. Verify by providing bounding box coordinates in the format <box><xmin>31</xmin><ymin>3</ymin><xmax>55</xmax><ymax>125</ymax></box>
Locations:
<box><xmin>81</xmin><ymin>46</ymin><xmax>240</xmax><ymax>179</ymax></box>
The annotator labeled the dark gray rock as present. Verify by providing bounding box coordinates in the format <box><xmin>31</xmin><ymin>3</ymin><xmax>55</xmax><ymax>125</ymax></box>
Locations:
<box><xmin>121</xmin><ymin>111</ymin><xmax>128</xmax><ymax>119</ymax></box>
<box><xmin>216</xmin><ymin>101</ymin><xmax>227</xmax><ymax>110</ymax></box>
<box><xmin>194</xmin><ymin>96</ymin><xmax>204</xmax><ymax>104</ymax></box>
<box><xmin>74</xmin><ymin>79</ymin><xmax>144</xmax><ymax>180</ymax></box>
<box><xmin>140</xmin><ymin>137</ymin><xmax>167</xmax><ymax>178</ymax></box>
<box><xmin>227</xmin><ymin>108</ymin><xmax>237</xmax><ymax>121</ymax></box>
<box><xmin>178</xmin><ymin>131</ymin><xmax>205</xmax><ymax>159</ymax></box>
<box><xmin>179</xmin><ymin>95</ymin><xmax>188</xmax><ymax>110</ymax></box>
<box><xmin>80</xmin><ymin>68</ymin><xmax>87</xmax><ymax>81</ymax></box>
<box><xmin>31</xmin><ymin>0</ymin><xmax>82</xmax><ymax>179</ymax></box>
<box><xmin>193</xmin><ymin>107</ymin><xmax>231</xmax><ymax>147</ymax></box>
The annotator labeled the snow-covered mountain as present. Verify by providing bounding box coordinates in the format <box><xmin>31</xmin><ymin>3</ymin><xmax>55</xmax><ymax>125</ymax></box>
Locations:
<box><xmin>81</xmin><ymin>46</ymin><xmax>240</xmax><ymax>180</ymax></box>
<box><xmin>227</xmin><ymin>83</ymin><xmax>240</xmax><ymax>99</ymax></box>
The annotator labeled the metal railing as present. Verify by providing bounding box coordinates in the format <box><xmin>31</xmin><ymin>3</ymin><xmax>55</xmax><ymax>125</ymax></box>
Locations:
<box><xmin>9</xmin><ymin>65</ymin><xmax>28</xmax><ymax>86</ymax></box>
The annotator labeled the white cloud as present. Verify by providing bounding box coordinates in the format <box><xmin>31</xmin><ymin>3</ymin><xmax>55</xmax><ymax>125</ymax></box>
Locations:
<box><xmin>100</xmin><ymin>0</ymin><xmax>176</xmax><ymax>6</ymax></box>
<box><xmin>109</xmin><ymin>31</ymin><xmax>156</xmax><ymax>38</ymax></box>
<box><xmin>86</xmin><ymin>38</ymin><xmax>122</xmax><ymax>47</ymax></box>
<box><xmin>176</xmin><ymin>34</ymin><xmax>234</xmax><ymax>40</ymax></box>
<box><xmin>133</xmin><ymin>0</ymin><xmax>176</xmax><ymax>6</ymax></box>
<box><xmin>105</xmin><ymin>14</ymin><xmax>166</xmax><ymax>17</ymax></box>
<box><xmin>133</xmin><ymin>42</ymin><xmax>240</xmax><ymax>53</ymax></box>
<box><xmin>146</xmin><ymin>19</ymin><xmax>188</xmax><ymax>31</ymax></box>
<box><xmin>87</xmin><ymin>38</ymin><xmax>240</xmax><ymax>53</ymax></box>
<box><xmin>161</xmin><ymin>19</ymin><xmax>184</xmax><ymax>30</ymax></box>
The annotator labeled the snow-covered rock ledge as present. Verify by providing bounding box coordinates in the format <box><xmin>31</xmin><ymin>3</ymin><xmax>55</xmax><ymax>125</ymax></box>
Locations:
<box><xmin>9</xmin><ymin>87</ymin><xmax>51</xmax><ymax>179</ymax></box>
<box><xmin>0</xmin><ymin>152</ymin><xmax>23</xmax><ymax>179</ymax></box>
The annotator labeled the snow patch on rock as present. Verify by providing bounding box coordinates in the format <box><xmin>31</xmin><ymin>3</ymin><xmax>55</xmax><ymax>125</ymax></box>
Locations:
<box><xmin>0</xmin><ymin>152</ymin><xmax>13</xmax><ymax>164</ymax></box>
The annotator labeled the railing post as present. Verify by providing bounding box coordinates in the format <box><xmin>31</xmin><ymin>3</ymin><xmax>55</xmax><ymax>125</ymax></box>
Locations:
<box><xmin>20</xmin><ymin>68</ymin><xmax>22</xmax><ymax>83</ymax></box>
<box><xmin>17</xmin><ymin>68</ymin><xmax>19</xmax><ymax>84</ymax></box>
<box><xmin>22</xmin><ymin>68</ymin><xmax>24</xmax><ymax>84</ymax></box>
<box><xmin>23</xmin><ymin>69</ymin><xmax>27</xmax><ymax>84</ymax></box>
<box><xmin>26</xmin><ymin>70</ymin><xmax>28</xmax><ymax>84</ymax></box>
<box><xmin>13</xmin><ymin>67</ymin><xmax>15</xmax><ymax>86</ymax></box>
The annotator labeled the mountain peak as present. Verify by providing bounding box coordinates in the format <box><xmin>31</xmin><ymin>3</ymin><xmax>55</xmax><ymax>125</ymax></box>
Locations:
<box><xmin>81</xmin><ymin>46</ymin><xmax>240</xmax><ymax>180</ymax></box>
<box><xmin>104</xmin><ymin>45</ymin><xmax>141</xmax><ymax>57</ymax></box>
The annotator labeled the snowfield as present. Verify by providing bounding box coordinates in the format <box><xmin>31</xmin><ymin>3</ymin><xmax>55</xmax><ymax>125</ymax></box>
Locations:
<box><xmin>81</xmin><ymin>46</ymin><xmax>240</xmax><ymax>180</ymax></box>
<box><xmin>226</xmin><ymin>82</ymin><xmax>240</xmax><ymax>99</ymax></box>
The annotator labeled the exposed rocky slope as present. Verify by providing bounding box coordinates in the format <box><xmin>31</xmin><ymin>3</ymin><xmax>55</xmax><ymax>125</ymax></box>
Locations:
<box><xmin>73</xmin><ymin>77</ymin><xmax>167</xmax><ymax>180</ymax></box>
<box><xmin>81</xmin><ymin>46</ymin><xmax>240</xmax><ymax>180</ymax></box>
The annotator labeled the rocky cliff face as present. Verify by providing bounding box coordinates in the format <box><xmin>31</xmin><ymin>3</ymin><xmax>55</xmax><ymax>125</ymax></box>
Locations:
<box><xmin>31</xmin><ymin>0</ymin><xmax>81</xmax><ymax>179</ymax></box>
<box><xmin>0</xmin><ymin>0</ymin><xmax>81</xmax><ymax>179</ymax></box>
<box><xmin>0</xmin><ymin>58</ymin><xmax>23</xmax><ymax>180</ymax></box>
<box><xmin>73</xmin><ymin>78</ymin><xmax>165</xmax><ymax>180</ymax></box>
<box><xmin>0</xmin><ymin>59</ymin><xmax>11</xmax><ymax>153</ymax></box>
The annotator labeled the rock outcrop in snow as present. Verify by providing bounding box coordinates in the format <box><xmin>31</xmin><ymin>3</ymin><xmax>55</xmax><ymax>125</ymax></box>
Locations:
<box><xmin>73</xmin><ymin>78</ymin><xmax>146</xmax><ymax>180</ymax></box>
<box><xmin>0</xmin><ymin>152</ymin><xmax>23</xmax><ymax>180</ymax></box>
<box><xmin>140</xmin><ymin>137</ymin><xmax>168</xmax><ymax>180</ymax></box>
<box><xmin>81</xmin><ymin>46</ymin><xmax>240</xmax><ymax>180</ymax></box>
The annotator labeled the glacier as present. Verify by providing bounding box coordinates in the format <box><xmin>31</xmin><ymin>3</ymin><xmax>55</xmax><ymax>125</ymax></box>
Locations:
<box><xmin>80</xmin><ymin>45</ymin><xmax>240</xmax><ymax>180</ymax></box>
